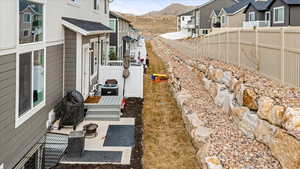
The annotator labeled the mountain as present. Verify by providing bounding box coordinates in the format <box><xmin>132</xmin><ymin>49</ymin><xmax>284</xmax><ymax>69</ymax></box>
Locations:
<box><xmin>143</xmin><ymin>3</ymin><xmax>196</xmax><ymax>16</ymax></box>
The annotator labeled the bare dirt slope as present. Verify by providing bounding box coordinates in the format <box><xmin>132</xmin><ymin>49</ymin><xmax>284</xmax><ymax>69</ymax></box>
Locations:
<box><xmin>142</xmin><ymin>42</ymin><xmax>199</xmax><ymax>169</ymax></box>
<box><xmin>123</xmin><ymin>14</ymin><xmax>177</xmax><ymax>36</ymax></box>
<box><xmin>144</xmin><ymin>3</ymin><xmax>195</xmax><ymax>16</ymax></box>
<box><xmin>120</xmin><ymin>3</ymin><xmax>195</xmax><ymax>36</ymax></box>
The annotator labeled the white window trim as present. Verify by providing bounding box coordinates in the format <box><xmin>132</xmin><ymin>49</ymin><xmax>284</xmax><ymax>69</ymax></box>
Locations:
<box><xmin>249</xmin><ymin>12</ymin><xmax>255</xmax><ymax>21</ymax></box>
<box><xmin>15</xmin><ymin>48</ymin><xmax>47</xmax><ymax>128</ymax></box>
<box><xmin>23</xmin><ymin>12</ymin><xmax>32</xmax><ymax>23</ymax></box>
<box><xmin>15</xmin><ymin>0</ymin><xmax>47</xmax><ymax>128</ymax></box>
<box><xmin>273</xmin><ymin>6</ymin><xmax>284</xmax><ymax>24</ymax></box>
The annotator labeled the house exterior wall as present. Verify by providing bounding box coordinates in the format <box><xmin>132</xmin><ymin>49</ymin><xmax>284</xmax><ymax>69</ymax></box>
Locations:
<box><xmin>245</xmin><ymin>5</ymin><xmax>265</xmax><ymax>21</ymax></box>
<box><xmin>289</xmin><ymin>5</ymin><xmax>300</xmax><ymax>26</ymax></box>
<box><xmin>227</xmin><ymin>11</ymin><xmax>245</xmax><ymax>27</ymax></box>
<box><xmin>117</xmin><ymin>19</ymin><xmax>131</xmax><ymax>59</ymax></box>
<box><xmin>198</xmin><ymin>0</ymin><xmax>236</xmax><ymax>29</ymax></box>
<box><xmin>0</xmin><ymin>0</ymin><xmax>110</xmax><ymax>53</ymax></box>
<box><xmin>64</xmin><ymin>28</ymin><xmax>77</xmax><ymax>94</ymax></box>
<box><xmin>269</xmin><ymin>0</ymin><xmax>289</xmax><ymax>27</ymax></box>
<box><xmin>0</xmin><ymin>44</ymin><xmax>63</xmax><ymax>169</ymax></box>
<box><xmin>178</xmin><ymin>15</ymin><xmax>192</xmax><ymax>33</ymax></box>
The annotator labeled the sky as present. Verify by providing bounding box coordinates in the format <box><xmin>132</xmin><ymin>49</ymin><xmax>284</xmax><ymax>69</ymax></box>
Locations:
<box><xmin>110</xmin><ymin>0</ymin><xmax>208</xmax><ymax>15</ymax></box>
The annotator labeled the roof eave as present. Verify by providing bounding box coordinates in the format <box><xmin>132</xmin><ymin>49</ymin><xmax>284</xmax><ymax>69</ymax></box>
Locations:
<box><xmin>62</xmin><ymin>20</ymin><xmax>112</xmax><ymax>36</ymax></box>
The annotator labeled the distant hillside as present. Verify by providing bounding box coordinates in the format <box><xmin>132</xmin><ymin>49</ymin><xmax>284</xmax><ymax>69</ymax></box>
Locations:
<box><xmin>143</xmin><ymin>3</ymin><xmax>195</xmax><ymax>16</ymax></box>
<box><xmin>121</xmin><ymin>13</ymin><xmax>177</xmax><ymax>36</ymax></box>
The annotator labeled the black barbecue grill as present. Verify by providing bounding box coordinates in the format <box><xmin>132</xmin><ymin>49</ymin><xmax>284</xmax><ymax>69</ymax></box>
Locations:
<box><xmin>58</xmin><ymin>90</ymin><xmax>85</xmax><ymax>130</ymax></box>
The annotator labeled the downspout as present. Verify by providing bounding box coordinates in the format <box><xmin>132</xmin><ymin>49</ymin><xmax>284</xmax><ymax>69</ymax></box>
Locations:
<box><xmin>97</xmin><ymin>36</ymin><xmax>100</xmax><ymax>83</ymax></box>
<box><xmin>289</xmin><ymin>5</ymin><xmax>291</xmax><ymax>26</ymax></box>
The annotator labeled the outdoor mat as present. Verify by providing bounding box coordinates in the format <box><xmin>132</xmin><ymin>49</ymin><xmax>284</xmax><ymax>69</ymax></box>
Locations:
<box><xmin>103</xmin><ymin>125</ymin><xmax>135</xmax><ymax>147</ymax></box>
<box><xmin>61</xmin><ymin>151</ymin><xmax>122</xmax><ymax>163</ymax></box>
<box><xmin>84</xmin><ymin>96</ymin><xmax>101</xmax><ymax>103</ymax></box>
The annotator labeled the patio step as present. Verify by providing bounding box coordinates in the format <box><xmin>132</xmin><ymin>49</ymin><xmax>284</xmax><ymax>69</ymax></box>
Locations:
<box><xmin>86</xmin><ymin>107</ymin><xmax>120</xmax><ymax>116</ymax></box>
<box><xmin>85</xmin><ymin>113</ymin><xmax>120</xmax><ymax>121</ymax></box>
<box><xmin>85</xmin><ymin>104</ymin><xmax>121</xmax><ymax>109</ymax></box>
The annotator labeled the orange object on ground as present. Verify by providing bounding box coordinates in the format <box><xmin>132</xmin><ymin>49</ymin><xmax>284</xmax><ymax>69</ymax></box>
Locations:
<box><xmin>84</xmin><ymin>96</ymin><xmax>101</xmax><ymax>103</ymax></box>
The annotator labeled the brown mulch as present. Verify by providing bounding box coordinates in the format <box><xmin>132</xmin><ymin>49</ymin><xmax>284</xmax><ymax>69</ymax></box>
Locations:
<box><xmin>52</xmin><ymin>98</ymin><xmax>144</xmax><ymax>169</ymax></box>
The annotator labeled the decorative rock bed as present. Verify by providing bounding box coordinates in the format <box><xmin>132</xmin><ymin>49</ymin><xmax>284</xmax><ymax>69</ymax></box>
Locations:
<box><xmin>152</xmin><ymin>38</ymin><xmax>300</xmax><ymax>169</ymax></box>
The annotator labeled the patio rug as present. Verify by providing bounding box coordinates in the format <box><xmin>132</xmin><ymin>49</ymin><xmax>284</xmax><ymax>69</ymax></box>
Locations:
<box><xmin>103</xmin><ymin>125</ymin><xmax>135</xmax><ymax>147</ymax></box>
<box><xmin>84</xmin><ymin>96</ymin><xmax>101</xmax><ymax>103</ymax></box>
<box><xmin>61</xmin><ymin>151</ymin><xmax>122</xmax><ymax>163</ymax></box>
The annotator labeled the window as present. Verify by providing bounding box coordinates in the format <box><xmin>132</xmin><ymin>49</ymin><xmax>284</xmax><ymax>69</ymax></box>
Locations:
<box><xmin>23</xmin><ymin>30</ymin><xmax>29</xmax><ymax>37</ymax></box>
<box><xmin>23</xmin><ymin>13</ymin><xmax>31</xmax><ymax>23</ymax></box>
<box><xmin>109</xmin><ymin>46</ymin><xmax>117</xmax><ymax>60</ymax></box>
<box><xmin>18</xmin><ymin>49</ymin><xmax>45</xmax><ymax>124</ymax></box>
<box><xmin>71</xmin><ymin>0</ymin><xmax>80</xmax><ymax>3</ymax></box>
<box><xmin>90</xmin><ymin>42</ymin><xmax>95</xmax><ymax>76</ymax></box>
<box><xmin>19</xmin><ymin>0</ymin><xmax>43</xmax><ymax>44</ymax></box>
<box><xmin>249</xmin><ymin>12</ymin><xmax>255</xmax><ymax>21</ymax></box>
<box><xmin>182</xmin><ymin>17</ymin><xmax>185</xmax><ymax>21</ymax></box>
<box><xmin>221</xmin><ymin>15</ymin><xmax>226</xmax><ymax>24</ymax></box>
<box><xmin>109</xmin><ymin>19</ymin><xmax>116</xmax><ymax>32</ymax></box>
<box><xmin>265</xmin><ymin>11</ymin><xmax>270</xmax><ymax>21</ymax></box>
<box><xmin>94</xmin><ymin>0</ymin><xmax>99</xmax><ymax>10</ymax></box>
<box><xmin>274</xmin><ymin>6</ymin><xmax>284</xmax><ymax>23</ymax></box>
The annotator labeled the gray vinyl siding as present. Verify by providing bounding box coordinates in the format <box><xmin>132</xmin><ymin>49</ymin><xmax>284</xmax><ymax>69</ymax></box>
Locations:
<box><xmin>270</xmin><ymin>0</ymin><xmax>289</xmax><ymax>26</ymax></box>
<box><xmin>198</xmin><ymin>0</ymin><xmax>236</xmax><ymax>29</ymax></box>
<box><xmin>245</xmin><ymin>5</ymin><xmax>266</xmax><ymax>21</ymax></box>
<box><xmin>289</xmin><ymin>5</ymin><xmax>300</xmax><ymax>26</ymax></box>
<box><xmin>64</xmin><ymin>28</ymin><xmax>77</xmax><ymax>94</ymax></box>
<box><xmin>0</xmin><ymin>44</ymin><xmax>63</xmax><ymax>169</ymax></box>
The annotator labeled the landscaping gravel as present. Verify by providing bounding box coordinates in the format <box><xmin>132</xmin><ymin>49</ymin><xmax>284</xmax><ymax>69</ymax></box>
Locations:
<box><xmin>151</xmin><ymin>38</ymin><xmax>282</xmax><ymax>169</ymax></box>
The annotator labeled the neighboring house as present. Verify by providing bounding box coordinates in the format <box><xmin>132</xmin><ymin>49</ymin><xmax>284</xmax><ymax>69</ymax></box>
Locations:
<box><xmin>0</xmin><ymin>0</ymin><xmax>111</xmax><ymax>168</ymax></box>
<box><xmin>216</xmin><ymin>0</ymin><xmax>250</xmax><ymax>28</ymax></box>
<box><xmin>210</xmin><ymin>9</ymin><xmax>221</xmax><ymax>28</ymax></box>
<box><xmin>243</xmin><ymin>0</ymin><xmax>274</xmax><ymax>27</ymax></box>
<box><xmin>268</xmin><ymin>0</ymin><xmax>300</xmax><ymax>27</ymax></box>
<box><xmin>109</xmin><ymin>11</ymin><xmax>136</xmax><ymax>60</ymax></box>
<box><xmin>176</xmin><ymin>10</ymin><xmax>194</xmax><ymax>34</ymax></box>
<box><xmin>190</xmin><ymin>0</ymin><xmax>237</xmax><ymax>36</ymax></box>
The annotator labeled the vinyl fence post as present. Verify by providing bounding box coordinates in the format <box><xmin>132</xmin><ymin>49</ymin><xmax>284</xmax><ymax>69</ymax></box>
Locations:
<box><xmin>208</xmin><ymin>34</ymin><xmax>210</xmax><ymax>58</ymax></box>
<box><xmin>226</xmin><ymin>30</ymin><xmax>229</xmax><ymax>63</ymax></box>
<box><xmin>238</xmin><ymin>29</ymin><xmax>241</xmax><ymax>67</ymax></box>
<box><xmin>218</xmin><ymin>33</ymin><xmax>221</xmax><ymax>60</ymax></box>
<box><xmin>281</xmin><ymin>28</ymin><xmax>285</xmax><ymax>84</ymax></box>
<box><xmin>255</xmin><ymin>28</ymin><xmax>259</xmax><ymax>71</ymax></box>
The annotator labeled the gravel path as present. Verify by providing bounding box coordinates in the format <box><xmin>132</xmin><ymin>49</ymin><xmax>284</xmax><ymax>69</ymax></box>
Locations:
<box><xmin>151</xmin><ymin>38</ymin><xmax>282</xmax><ymax>169</ymax></box>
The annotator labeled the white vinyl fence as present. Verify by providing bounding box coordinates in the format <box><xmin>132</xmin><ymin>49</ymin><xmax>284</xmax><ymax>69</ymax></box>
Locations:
<box><xmin>196</xmin><ymin>27</ymin><xmax>300</xmax><ymax>88</ymax></box>
<box><xmin>98</xmin><ymin>65</ymin><xmax>144</xmax><ymax>98</ymax></box>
